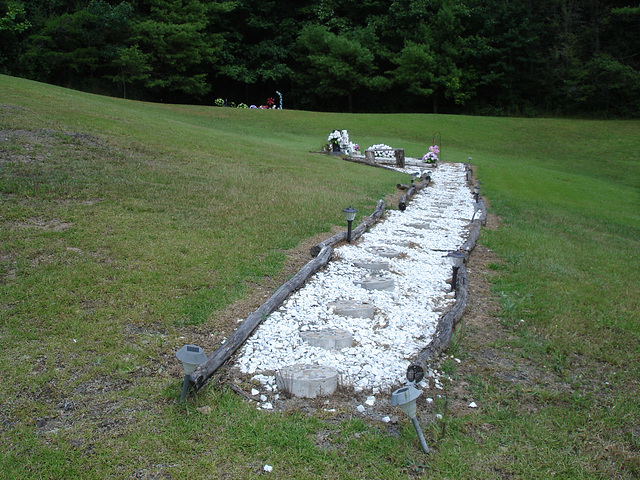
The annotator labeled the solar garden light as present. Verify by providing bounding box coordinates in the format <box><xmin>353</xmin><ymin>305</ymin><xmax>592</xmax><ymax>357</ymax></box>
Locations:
<box><xmin>471</xmin><ymin>202</ymin><xmax>482</xmax><ymax>221</ymax></box>
<box><xmin>473</xmin><ymin>181</ymin><xmax>481</xmax><ymax>202</ymax></box>
<box><xmin>176</xmin><ymin>344</ymin><xmax>207</xmax><ymax>403</ymax></box>
<box><xmin>446</xmin><ymin>251</ymin><xmax>467</xmax><ymax>293</ymax></box>
<box><xmin>390</xmin><ymin>383</ymin><xmax>429</xmax><ymax>454</ymax></box>
<box><xmin>343</xmin><ymin>206</ymin><xmax>357</xmax><ymax>244</ymax></box>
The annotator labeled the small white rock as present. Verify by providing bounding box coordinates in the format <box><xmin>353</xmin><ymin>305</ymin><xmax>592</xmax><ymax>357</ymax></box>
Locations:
<box><xmin>262</xmin><ymin>402</ymin><xmax>273</xmax><ymax>410</ymax></box>
<box><xmin>365</xmin><ymin>396</ymin><xmax>376</xmax><ymax>406</ymax></box>
<box><xmin>260</xmin><ymin>394</ymin><xmax>268</xmax><ymax>402</ymax></box>
<box><xmin>263</xmin><ymin>464</ymin><xmax>273</xmax><ymax>472</ymax></box>
<box><xmin>356</xmin><ymin>405</ymin><xmax>366</xmax><ymax>413</ymax></box>
<box><xmin>436</xmin><ymin>414</ymin><xmax>443</xmax><ymax>420</ymax></box>
<box><xmin>426</xmin><ymin>397</ymin><xmax>434</xmax><ymax>404</ymax></box>
<box><xmin>468</xmin><ymin>401</ymin><xmax>478</xmax><ymax>408</ymax></box>
<box><xmin>251</xmin><ymin>389</ymin><xmax>259</xmax><ymax>396</ymax></box>
<box><xmin>382</xmin><ymin>416</ymin><xmax>391</xmax><ymax>423</ymax></box>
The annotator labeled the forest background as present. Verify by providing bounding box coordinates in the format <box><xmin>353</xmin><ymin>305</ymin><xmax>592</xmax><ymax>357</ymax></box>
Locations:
<box><xmin>1</xmin><ymin>0</ymin><xmax>639</xmax><ymax>116</ymax></box>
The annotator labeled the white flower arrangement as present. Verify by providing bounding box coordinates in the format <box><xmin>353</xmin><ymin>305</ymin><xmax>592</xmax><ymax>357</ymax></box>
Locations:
<box><xmin>328</xmin><ymin>130</ymin><xmax>342</xmax><ymax>144</ymax></box>
<box><xmin>328</xmin><ymin>129</ymin><xmax>358</xmax><ymax>154</ymax></box>
<box><xmin>368</xmin><ymin>143</ymin><xmax>396</xmax><ymax>158</ymax></box>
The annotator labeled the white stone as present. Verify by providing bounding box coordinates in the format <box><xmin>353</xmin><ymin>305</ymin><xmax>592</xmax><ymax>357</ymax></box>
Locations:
<box><xmin>235</xmin><ymin>163</ymin><xmax>475</xmax><ymax>392</ymax></box>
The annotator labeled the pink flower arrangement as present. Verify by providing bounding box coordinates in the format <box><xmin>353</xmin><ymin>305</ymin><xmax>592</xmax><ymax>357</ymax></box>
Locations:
<box><xmin>423</xmin><ymin>145</ymin><xmax>439</xmax><ymax>163</ymax></box>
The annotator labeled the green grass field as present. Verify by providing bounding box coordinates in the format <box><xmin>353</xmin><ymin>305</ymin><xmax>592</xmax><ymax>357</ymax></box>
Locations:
<box><xmin>1</xmin><ymin>75</ymin><xmax>639</xmax><ymax>479</ymax></box>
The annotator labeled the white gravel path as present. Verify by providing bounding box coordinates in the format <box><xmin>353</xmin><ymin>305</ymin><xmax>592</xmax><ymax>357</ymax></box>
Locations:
<box><xmin>235</xmin><ymin>162</ymin><xmax>474</xmax><ymax>394</ymax></box>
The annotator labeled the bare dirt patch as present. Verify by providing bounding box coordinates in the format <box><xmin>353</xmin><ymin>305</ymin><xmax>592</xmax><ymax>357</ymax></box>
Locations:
<box><xmin>16</xmin><ymin>217</ymin><xmax>74</xmax><ymax>231</ymax></box>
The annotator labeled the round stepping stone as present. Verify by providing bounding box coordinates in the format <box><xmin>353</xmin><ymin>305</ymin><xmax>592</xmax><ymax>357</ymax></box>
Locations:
<box><xmin>300</xmin><ymin>328</ymin><xmax>353</xmax><ymax>350</ymax></box>
<box><xmin>366</xmin><ymin>246</ymin><xmax>401</xmax><ymax>258</ymax></box>
<box><xmin>276</xmin><ymin>364</ymin><xmax>338</xmax><ymax>398</ymax></box>
<box><xmin>353</xmin><ymin>260</ymin><xmax>389</xmax><ymax>271</ymax></box>
<box><xmin>357</xmin><ymin>275</ymin><xmax>395</xmax><ymax>291</ymax></box>
<box><xmin>330</xmin><ymin>300</ymin><xmax>375</xmax><ymax>319</ymax></box>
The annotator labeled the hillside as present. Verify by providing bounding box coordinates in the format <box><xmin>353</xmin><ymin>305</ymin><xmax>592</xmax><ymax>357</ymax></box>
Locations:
<box><xmin>1</xmin><ymin>75</ymin><xmax>640</xmax><ymax>479</ymax></box>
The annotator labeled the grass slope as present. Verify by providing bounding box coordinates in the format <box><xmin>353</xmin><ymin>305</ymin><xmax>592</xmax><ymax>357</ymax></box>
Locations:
<box><xmin>1</xmin><ymin>75</ymin><xmax>639</xmax><ymax>478</ymax></box>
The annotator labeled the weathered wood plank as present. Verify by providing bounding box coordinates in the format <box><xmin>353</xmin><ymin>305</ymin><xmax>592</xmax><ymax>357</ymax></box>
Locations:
<box><xmin>406</xmin><ymin>185</ymin><xmax>484</xmax><ymax>376</ymax></box>
<box><xmin>408</xmin><ymin>265</ymin><xmax>468</xmax><ymax>374</ymax></box>
<box><xmin>189</xmin><ymin>245</ymin><xmax>334</xmax><ymax>392</ymax></box>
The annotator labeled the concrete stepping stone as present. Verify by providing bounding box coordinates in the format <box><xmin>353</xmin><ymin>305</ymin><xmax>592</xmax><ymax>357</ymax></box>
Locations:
<box><xmin>276</xmin><ymin>364</ymin><xmax>338</xmax><ymax>398</ymax></box>
<box><xmin>392</xmin><ymin>240</ymin><xmax>413</xmax><ymax>247</ymax></box>
<box><xmin>300</xmin><ymin>328</ymin><xmax>354</xmax><ymax>350</ymax></box>
<box><xmin>356</xmin><ymin>275</ymin><xmax>395</xmax><ymax>291</ymax></box>
<box><xmin>329</xmin><ymin>300</ymin><xmax>375</xmax><ymax>319</ymax></box>
<box><xmin>366</xmin><ymin>246</ymin><xmax>401</xmax><ymax>258</ymax></box>
<box><xmin>408</xmin><ymin>223</ymin><xmax>430</xmax><ymax>230</ymax></box>
<box><xmin>353</xmin><ymin>260</ymin><xmax>389</xmax><ymax>271</ymax></box>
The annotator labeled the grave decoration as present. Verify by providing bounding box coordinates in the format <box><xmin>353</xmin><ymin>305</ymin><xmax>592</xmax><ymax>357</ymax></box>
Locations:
<box><xmin>328</xmin><ymin>130</ymin><xmax>342</xmax><ymax>152</ymax></box>
<box><xmin>368</xmin><ymin>144</ymin><xmax>396</xmax><ymax>158</ymax></box>
<box><xmin>327</xmin><ymin>130</ymin><xmax>359</xmax><ymax>154</ymax></box>
<box><xmin>422</xmin><ymin>144</ymin><xmax>439</xmax><ymax>164</ymax></box>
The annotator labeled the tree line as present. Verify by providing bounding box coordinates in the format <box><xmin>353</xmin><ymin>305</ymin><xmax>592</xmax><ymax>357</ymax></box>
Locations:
<box><xmin>1</xmin><ymin>0</ymin><xmax>639</xmax><ymax>116</ymax></box>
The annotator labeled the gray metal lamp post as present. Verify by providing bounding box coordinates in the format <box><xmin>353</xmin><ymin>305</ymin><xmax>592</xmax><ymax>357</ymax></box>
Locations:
<box><xmin>390</xmin><ymin>384</ymin><xmax>429</xmax><ymax>454</ymax></box>
<box><xmin>176</xmin><ymin>344</ymin><xmax>207</xmax><ymax>403</ymax></box>
<box><xmin>446</xmin><ymin>251</ymin><xmax>467</xmax><ymax>293</ymax></box>
<box><xmin>343</xmin><ymin>207</ymin><xmax>357</xmax><ymax>243</ymax></box>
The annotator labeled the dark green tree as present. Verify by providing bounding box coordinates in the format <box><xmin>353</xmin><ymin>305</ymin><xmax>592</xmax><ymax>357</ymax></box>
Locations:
<box><xmin>293</xmin><ymin>24</ymin><xmax>389</xmax><ymax>112</ymax></box>
<box><xmin>20</xmin><ymin>1</ymin><xmax>133</xmax><ymax>92</ymax></box>
<box><xmin>385</xmin><ymin>0</ymin><xmax>475</xmax><ymax>112</ymax></box>
<box><xmin>106</xmin><ymin>44</ymin><xmax>152</xmax><ymax>99</ymax></box>
<box><xmin>0</xmin><ymin>1</ymin><xmax>31</xmax><ymax>72</ymax></box>
<box><xmin>131</xmin><ymin>0</ymin><xmax>228</xmax><ymax>99</ymax></box>
<box><xmin>215</xmin><ymin>0</ymin><xmax>303</xmax><ymax>104</ymax></box>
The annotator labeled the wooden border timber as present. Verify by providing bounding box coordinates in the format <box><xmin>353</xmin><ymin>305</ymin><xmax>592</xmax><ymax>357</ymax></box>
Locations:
<box><xmin>398</xmin><ymin>173</ymin><xmax>431</xmax><ymax>210</ymax></box>
<box><xmin>407</xmin><ymin>197</ymin><xmax>487</xmax><ymax>378</ymax></box>
<box><xmin>190</xmin><ymin>198</ymin><xmax>393</xmax><ymax>394</ymax></box>
<box><xmin>190</xmin><ymin>245</ymin><xmax>333</xmax><ymax>392</ymax></box>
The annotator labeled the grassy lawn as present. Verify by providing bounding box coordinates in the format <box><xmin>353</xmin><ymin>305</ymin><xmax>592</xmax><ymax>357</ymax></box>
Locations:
<box><xmin>1</xmin><ymin>75</ymin><xmax>639</xmax><ymax>478</ymax></box>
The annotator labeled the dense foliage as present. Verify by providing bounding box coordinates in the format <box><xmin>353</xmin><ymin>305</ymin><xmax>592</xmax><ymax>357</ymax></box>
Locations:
<box><xmin>1</xmin><ymin>0</ymin><xmax>639</xmax><ymax>115</ymax></box>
